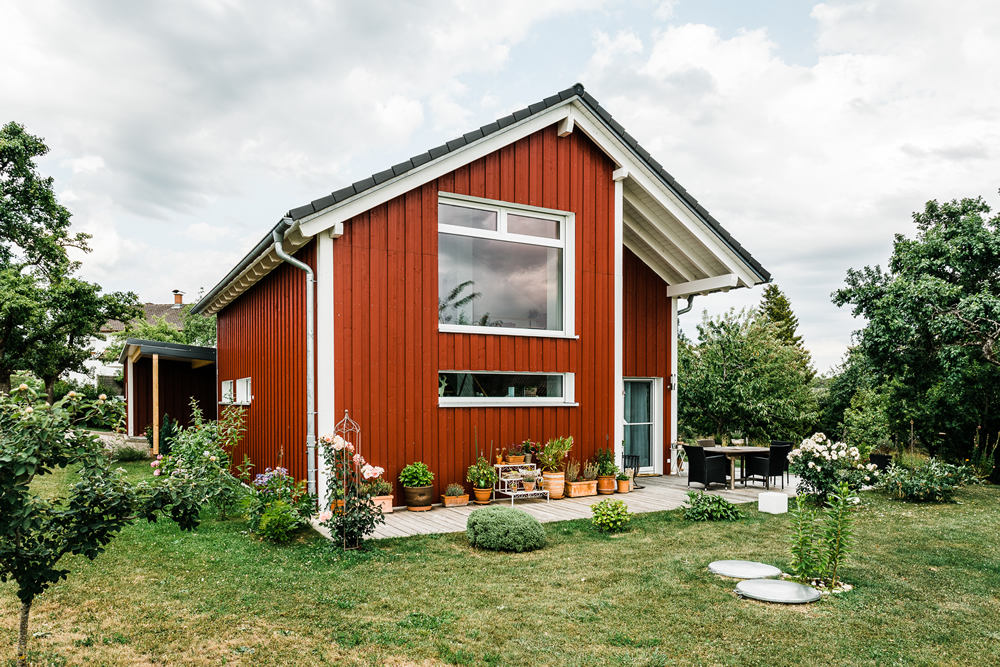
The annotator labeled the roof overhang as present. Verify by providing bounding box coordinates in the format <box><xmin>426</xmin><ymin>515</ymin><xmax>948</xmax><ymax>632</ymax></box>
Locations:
<box><xmin>117</xmin><ymin>338</ymin><xmax>217</xmax><ymax>368</ymax></box>
<box><xmin>194</xmin><ymin>84</ymin><xmax>769</xmax><ymax>316</ymax></box>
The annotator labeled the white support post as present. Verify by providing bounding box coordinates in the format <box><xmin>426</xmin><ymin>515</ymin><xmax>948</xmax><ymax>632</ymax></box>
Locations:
<box><xmin>669</xmin><ymin>295</ymin><xmax>679</xmax><ymax>474</ymax></box>
<box><xmin>315</xmin><ymin>230</ymin><xmax>337</xmax><ymax>504</ymax></box>
<box><xmin>613</xmin><ymin>169</ymin><xmax>626</xmax><ymax>468</ymax></box>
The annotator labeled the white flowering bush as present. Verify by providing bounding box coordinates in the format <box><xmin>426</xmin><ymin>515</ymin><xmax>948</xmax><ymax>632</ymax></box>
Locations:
<box><xmin>788</xmin><ymin>433</ymin><xmax>879</xmax><ymax>501</ymax></box>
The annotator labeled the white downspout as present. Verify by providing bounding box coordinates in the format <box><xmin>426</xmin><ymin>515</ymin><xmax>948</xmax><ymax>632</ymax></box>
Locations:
<box><xmin>273</xmin><ymin>220</ymin><xmax>317</xmax><ymax>497</ymax></box>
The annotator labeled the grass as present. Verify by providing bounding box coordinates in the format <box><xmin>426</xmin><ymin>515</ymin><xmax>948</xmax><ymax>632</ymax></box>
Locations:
<box><xmin>3</xmin><ymin>463</ymin><xmax>999</xmax><ymax>666</ymax></box>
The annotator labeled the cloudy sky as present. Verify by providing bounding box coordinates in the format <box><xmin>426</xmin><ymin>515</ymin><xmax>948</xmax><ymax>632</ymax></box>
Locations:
<box><xmin>4</xmin><ymin>0</ymin><xmax>999</xmax><ymax>373</ymax></box>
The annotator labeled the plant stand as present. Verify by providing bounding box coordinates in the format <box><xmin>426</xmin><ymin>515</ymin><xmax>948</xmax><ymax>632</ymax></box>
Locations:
<box><xmin>494</xmin><ymin>463</ymin><xmax>549</xmax><ymax>506</ymax></box>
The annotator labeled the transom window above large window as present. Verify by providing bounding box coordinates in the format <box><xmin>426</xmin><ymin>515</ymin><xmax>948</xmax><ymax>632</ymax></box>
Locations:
<box><xmin>438</xmin><ymin>194</ymin><xmax>575</xmax><ymax>338</ymax></box>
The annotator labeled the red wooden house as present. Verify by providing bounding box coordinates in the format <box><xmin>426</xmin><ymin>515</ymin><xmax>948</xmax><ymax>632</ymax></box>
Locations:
<box><xmin>192</xmin><ymin>84</ymin><xmax>770</xmax><ymax>500</ymax></box>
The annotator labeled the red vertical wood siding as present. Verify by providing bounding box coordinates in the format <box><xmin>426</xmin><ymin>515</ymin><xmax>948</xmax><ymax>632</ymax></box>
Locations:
<box><xmin>130</xmin><ymin>358</ymin><xmax>217</xmax><ymax>436</ymax></box>
<box><xmin>331</xmin><ymin>125</ymin><xmax>618</xmax><ymax>497</ymax></box>
<box><xmin>622</xmin><ymin>246</ymin><xmax>673</xmax><ymax>457</ymax></box>
<box><xmin>216</xmin><ymin>242</ymin><xmax>316</xmax><ymax>483</ymax></box>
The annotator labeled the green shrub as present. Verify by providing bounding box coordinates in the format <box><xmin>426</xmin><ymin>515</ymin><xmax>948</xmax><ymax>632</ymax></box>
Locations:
<box><xmin>682</xmin><ymin>491</ymin><xmax>742</xmax><ymax>521</ymax></box>
<box><xmin>399</xmin><ymin>461</ymin><xmax>434</xmax><ymax>487</ymax></box>
<box><xmin>257</xmin><ymin>500</ymin><xmax>299</xmax><ymax>542</ymax></box>
<box><xmin>876</xmin><ymin>458</ymin><xmax>975</xmax><ymax>502</ymax></box>
<box><xmin>788</xmin><ymin>483</ymin><xmax>858</xmax><ymax>588</ymax></box>
<box><xmin>112</xmin><ymin>446</ymin><xmax>148</xmax><ymax>462</ymax></box>
<box><xmin>591</xmin><ymin>498</ymin><xmax>632</xmax><ymax>533</ymax></box>
<box><xmin>466</xmin><ymin>506</ymin><xmax>546</xmax><ymax>552</ymax></box>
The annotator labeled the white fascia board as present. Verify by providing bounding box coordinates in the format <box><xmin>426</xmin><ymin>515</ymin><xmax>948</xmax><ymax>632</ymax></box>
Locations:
<box><xmin>666</xmin><ymin>274</ymin><xmax>739</xmax><ymax>297</ymax></box>
<box><xmin>298</xmin><ymin>104</ymin><xmax>574</xmax><ymax>238</ymax></box>
<box><xmin>566</xmin><ymin>108</ymin><xmax>760</xmax><ymax>288</ymax></box>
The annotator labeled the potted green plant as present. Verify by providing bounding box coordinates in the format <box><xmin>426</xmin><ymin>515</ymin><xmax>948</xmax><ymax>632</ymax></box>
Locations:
<box><xmin>616</xmin><ymin>470</ymin><xmax>631</xmax><ymax>493</ymax></box>
<box><xmin>730</xmin><ymin>430</ymin><xmax>745</xmax><ymax>446</ymax></box>
<box><xmin>399</xmin><ymin>462</ymin><xmax>434</xmax><ymax>511</ymax></box>
<box><xmin>467</xmin><ymin>455</ymin><xmax>498</xmax><ymax>504</ymax></box>
<box><xmin>507</xmin><ymin>441</ymin><xmax>525</xmax><ymax>464</ymax></box>
<box><xmin>594</xmin><ymin>446</ymin><xmax>617</xmax><ymax>494</ymax></box>
<box><xmin>366</xmin><ymin>478</ymin><xmax>394</xmax><ymax>513</ymax></box>
<box><xmin>442</xmin><ymin>482</ymin><xmax>469</xmax><ymax>507</ymax></box>
<box><xmin>536</xmin><ymin>436</ymin><xmax>573</xmax><ymax>499</ymax></box>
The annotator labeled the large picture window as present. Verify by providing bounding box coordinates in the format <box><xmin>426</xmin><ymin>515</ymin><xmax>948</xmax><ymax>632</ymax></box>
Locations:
<box><xmin>438</xmin><ymin>194</ymin><xmax>574</xmax><ymax>337</ymax></box>
<box><xmin>438</xmin><ymin>371</ymin><xmax>576</xmax><ymax>407</ymax></box>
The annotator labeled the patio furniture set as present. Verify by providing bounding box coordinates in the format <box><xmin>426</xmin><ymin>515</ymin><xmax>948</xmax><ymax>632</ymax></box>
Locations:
<box><xmin>683</xmin><ymin>441</ymin><xmax>793</xmax><ymax>491</ymax></box>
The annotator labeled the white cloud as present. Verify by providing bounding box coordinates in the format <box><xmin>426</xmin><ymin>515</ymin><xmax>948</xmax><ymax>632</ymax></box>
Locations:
<box><xmin>582</xmin><ymin>0</ymin><xmax>1000</xmax><ymax>372</ymax></box>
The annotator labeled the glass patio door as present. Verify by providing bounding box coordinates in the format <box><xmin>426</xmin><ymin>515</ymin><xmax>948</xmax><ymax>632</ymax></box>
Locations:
<box><xmin>624</xmin><ymin>380</ymin><xmax>654</xmax><ymax>472</ymax></box>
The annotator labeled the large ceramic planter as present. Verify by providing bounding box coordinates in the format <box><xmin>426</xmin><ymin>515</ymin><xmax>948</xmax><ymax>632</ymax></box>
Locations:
<box><xmin>472</xmin><ymin>487</ymin><xmax>493</xmax><ymax>505</ymax></box>
<box><xmin>403</xmin><ymin>485</ymin><xmax>434</xmax><ymax>511</ymax></box>
<box><xmin>597</xmin><ymin>475</ymin><xmax>616</xmax><ymax>495</ymax></box>
<box><xmin>373</xmin><ymin>495</ymin><xmax>394</xmax><ymax>513</ymax></box>
<box><xmin>565</xmin><ymin>480</ymin><xmax>598</xmax><ymax>497</ymax></box>
<box><xmin>542</xmin><ymin>471</ymin><xmax>565</xmax><ymax>499</ymax></box>
<box><xmin>442</xmin><ymin>494</ymin><xmax>470</xmax><ymax>507</ymax></box>
<box><xmin>616</xmin><ymin>480</ymin><xmax>630</xmax><ymax>493</ymax></box>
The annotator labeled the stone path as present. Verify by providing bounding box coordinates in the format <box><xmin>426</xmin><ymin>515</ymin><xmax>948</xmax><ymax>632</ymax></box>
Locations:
<box><xmin>312</xmin><ymin>472</ymin><xmax>800</xmax><ymax>541</ymax></box>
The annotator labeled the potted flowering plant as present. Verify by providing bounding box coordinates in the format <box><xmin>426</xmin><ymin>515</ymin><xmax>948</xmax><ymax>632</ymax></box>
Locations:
<box><xmin>521</xmin><ymin>439</ymin><xmax>540</xmax><ymax>464</ymax></box>
<box><xmin>536</xmin><ymin>436</ymin><xmax>573</xmax><ymax>499</ymax></box>
<box><xmin>521</xmin><ymin>469</ymin><xmax>538</xmax><ymax>492</ymax></box>
<box><xmin>467</xmin><ymin>455</ymin><xmax>498</xmax><ymax>504</ymax></box>
<box><xmin>507</xmin><ymin>441</ymin><xmax>525</xmax><ymax>464</ymax></box>
<box><xmin>399</xmin><ymin>461</ymin><xmax>435</xmax><ymax>511</ymax></box>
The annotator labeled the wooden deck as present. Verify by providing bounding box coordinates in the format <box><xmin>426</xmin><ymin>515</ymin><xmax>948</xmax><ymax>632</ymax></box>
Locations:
<box><xmin>312</xmin><ymin>473</ymin><xmax>800</xmax><ymax>541</ymax></box>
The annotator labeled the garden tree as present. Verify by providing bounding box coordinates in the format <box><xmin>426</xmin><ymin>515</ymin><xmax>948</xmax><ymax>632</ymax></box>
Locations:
<box><xmin>0</xmin><ymin>387</ymin><xmax>202</xmax><ymax>666</ymax></box>
<box><xmin>759</xmin><ymin>284</ymin><xmax>815</xmax><ymax>382</ymax></box>
<box><xmin>0</xmin><ymin>269</ymin><xmax>43</xmax><ymax>395</ymax></box>
<box><xmin>841</xmin><ymin>386</ymin><xmax>890</xmax><ymax>457</ymax></box>
<box><xmin>0</xmin><ymin>122</ymin><xmax>90</xmax><ymax>277</ymax></box>
<box><xmin>834</xmin><ymin>194</ymin><xmax>1000</xmax><ymax>458</ymax></box>
<box><xmin>98</xmin><ymin>301</ymin><xmax>217</xmax><ymax>364</ymax></box>
<box><xmin>814</xmin><ymin>347</ymin><xmax>878</xmax><ymax>439</ymax></box>
<box><xmin>678</xmin><ymin>308</ymin><xmax>816</xmax><ymax>441</ymax></box>
<box><xmin>27</xmin><ymin>277</ymin><xmax>142</xmax><ymax>401</ymax></box>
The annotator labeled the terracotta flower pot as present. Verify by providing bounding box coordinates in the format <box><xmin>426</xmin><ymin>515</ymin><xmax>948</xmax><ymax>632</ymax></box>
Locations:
<box><xmin>373</xmin><ymin>495</ymin><xmax>394</xmax><ymax>513</ymax></box>
<box><xmin>542</xmin><ymin>471</ymin><xmax>565</xmax><ymax>499</ymax></box>
<box><xmin>403</xmin><ymin>485</ymin><xmax>434</xmax><ymax>511</ymax></box>
<box><xmin>522</xmin><ymin>481</ymin><xmax>536</xmax><ymax>492</ymax></box>
<box><xmin>616</xmin><ymin>480</ymin><xmax>630</xmax><ymax>493</ymax></box>
<box><xmin>442</xmin><ymin>494</ymin><xmax>470</xmax><ymax>507</ymax></box>
<box><xmin>473</xmin><ymin>487</ymin><xmax>493</xmax><ymax>505</ymax></box>
<box><xmin>507</xmin><ymin>455</ymin><xmax>525</xmax><ymax>464</ymax></box>
<box><xmin>597</xmin><ymin>475</ymin><xmax>616</xmax><ymax>495</ymax></box>
<box><xmin>565</xmin><ymin>480</ymin><xmax>598</xmax><ymax>497</ymax></box>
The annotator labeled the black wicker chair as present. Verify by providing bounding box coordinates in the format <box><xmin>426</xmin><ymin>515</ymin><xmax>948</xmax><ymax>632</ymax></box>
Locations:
<box><xmin>746</xmin><ymin>443</ymin><xmax>792</xmax><ymax>490</ymax></box>
<box><xmin>770</xmin><ymin>440</ymin><xmax>793</xmax><ymax>484</ymax></box>
<box><xmin>683</xmin><ymin>445</ymin><xmax>729</xmax><ymax>490</ymax></box>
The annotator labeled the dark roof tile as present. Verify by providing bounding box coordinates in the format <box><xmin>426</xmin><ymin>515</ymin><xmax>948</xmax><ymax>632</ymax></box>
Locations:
<box><xmin>352</xmin><ymin>176</ymin><xmax>376</xmax><ymax>193</ymax></box>
<box><xmin>528</xmin><ymin>101</ymin><xmax>546</xmax><ymax>114</ymax></box>
<box><xmin>312</xmin><ymin>193</ymin><xmax>337</xmax><ymax>210</ymax></box>
<box><xmin>410</xmin><ymin>153</ymin><xmax>433</xmax><ymax>168</ymax></box>
<box><xmin>497</xmin><ymin>114</ymin><xmax>517</xmax><ymax>129</ymax></box>
<box><xmin>372</xmin><ymin>168</ymin><xmax>395</xmax><ymax>185</ymax></box>
<box><xmin>428</xmin><ymin>145</ymin><xmax>449</xmax><ymax>159</ymax></box>
<box><xmin>479</xmin><ymin>121</ymin><xmax>500</xmax><ymax>135</ymax></box>
<box><xmin>392</xmin><ymin>161</ymin><xmax>414</xmax><ymax>177</ymax></box>
<box><xmin>446</xmin><ymin>137</ymin><xmax>467</xmax><ymax>151</ymax></box>
<box><xmin>543</xmin><ymin>94</ymin><xmax>561</xmax><ymax>107</ymax></box>
<box><xmin>463</xmin><ymin>129</ymin><xmax>484</xmax><ymax>143</ymax></box>
<box><xmin>333</xmin><ymin>185</ymin><xmax>356</xmax><ymax>202</ymax></box>
<box><xmin>512</xmin><ymin>108</ymin><xmax>531</xmax><ymax>121</ymax></box>
<box><xmin>288</xmin><ymin>203</ymin><xmax>315</xmax><ymax>219</ymax></box>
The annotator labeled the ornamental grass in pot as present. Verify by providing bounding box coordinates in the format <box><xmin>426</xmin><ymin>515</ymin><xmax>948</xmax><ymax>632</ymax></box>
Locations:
<box><xmin>564</xmin><ymin>458</ymin><xmax>598</xmax><ymax>497</ymax></box>
<box><xmin>366</xmin><ymin>478</ymin><xmax>394</xmax><ymax>513</ymax></box>
<box><xmin>536</xmin><ymin>436</ymin><xmax>573</xmax><ymax>499</ymax></box>
<box><xmin>442</xmin><ymin>482</ymin><xmax>469</xmax><ymax>507</ymax></box>
<box><xmin>399</xmin><ymin>461</ymin><xmax>434</xmax><ymax>511</ymax></box>
<box><xmin>467</xmin><ymin>454</ymin><xmax>498</xmax><ymax>504</ymax></box>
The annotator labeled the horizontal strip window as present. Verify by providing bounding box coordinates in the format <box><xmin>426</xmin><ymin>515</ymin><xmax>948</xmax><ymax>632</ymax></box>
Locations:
<box><xmin>438</xmin><ymin>371</ymin><xmax>575</xmax><ymax>407</ymax></box>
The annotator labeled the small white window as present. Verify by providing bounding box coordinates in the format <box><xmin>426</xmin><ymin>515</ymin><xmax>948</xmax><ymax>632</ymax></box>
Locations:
<box><xmin>220</xmin><ymin>380</ymin><xmax>234</xmax><ymax>404</ymax></box>
<box><xmin>438</xmin><ymin>371</ymin><xmax>575</xmax><ymax>407</ymax></box>
<box><xmin>235</xmin><ymin>377</ymin><xmax>252</xmax><ymax>405</ymax></box>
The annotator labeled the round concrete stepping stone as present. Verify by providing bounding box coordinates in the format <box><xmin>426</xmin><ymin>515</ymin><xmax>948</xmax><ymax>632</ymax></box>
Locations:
<box><xmin>708</xmin><ymin>560</ymin><xmax>782</xmax><ymax>579</ymax></box>
<box><xmin>735</xmin><ymin>579</ymin><xmax>821</xmax><ymax>604</ymax></box>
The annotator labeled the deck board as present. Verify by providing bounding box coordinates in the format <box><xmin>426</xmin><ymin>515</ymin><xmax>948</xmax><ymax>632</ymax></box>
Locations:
<box><xmin>311</xmin><ymin>473</ymin><xmax>801</xmax><ymax>541</ymax></box>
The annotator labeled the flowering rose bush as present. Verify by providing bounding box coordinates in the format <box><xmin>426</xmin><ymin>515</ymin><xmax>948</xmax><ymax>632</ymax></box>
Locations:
<box><xmin>788</xmin><ymin>433</ymin><xmax>879</xmax><ymax>501</ymax></box>
<box><xmin>319</xmin><ymin>433</ymin><xmax>386</xmax><ymax>548</ymax></box>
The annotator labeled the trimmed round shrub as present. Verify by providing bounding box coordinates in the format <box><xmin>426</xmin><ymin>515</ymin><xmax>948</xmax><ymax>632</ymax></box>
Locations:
<box><xmin>466</xmin><ymin>506</ymin><xmax>546</xmax><ymax>552</ymax></box>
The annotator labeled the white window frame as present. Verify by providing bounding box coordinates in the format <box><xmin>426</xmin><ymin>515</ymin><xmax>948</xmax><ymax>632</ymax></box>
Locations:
<box><xmin>437</xmin><ymin>192</ymin><xmax>576</xmax><ymax>339</ymax></box>
<box><xmin>438</xmin><ymin>371</ymin><xmax>576</xmax><ymax>408</ymax></box>
<box><xmin>220</xmin><ymin>380</ymin><xmax>234</xmax><ymax>405</ymax></box>
<box><xmin>235</xmin><ymin>377</ymin><xmax>252</xmax><ymax>405</ymax></box>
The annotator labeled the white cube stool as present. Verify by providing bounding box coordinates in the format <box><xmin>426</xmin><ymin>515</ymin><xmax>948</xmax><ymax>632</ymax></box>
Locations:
<box><xmin>758</xmin><ymin>492</ymin><xmax>788</xmax><ymax>514</ymax></box>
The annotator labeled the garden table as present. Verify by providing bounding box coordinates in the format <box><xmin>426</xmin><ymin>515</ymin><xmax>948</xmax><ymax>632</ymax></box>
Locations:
<box><xmin>704</xmin><ymin>446</ymin><xmax>769</xmax><ymax>490</ymax></box>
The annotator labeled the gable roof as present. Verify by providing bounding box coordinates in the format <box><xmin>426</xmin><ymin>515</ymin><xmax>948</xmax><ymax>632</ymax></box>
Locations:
<box><xmin>102</xmin><ymin>303</ymin><xmax>185</xmax><ymax>333</ymax></box>
<box><xmin>194</xmin><ymin>83</ymin><xmax>769</xmax><ymax>316</ymax></box>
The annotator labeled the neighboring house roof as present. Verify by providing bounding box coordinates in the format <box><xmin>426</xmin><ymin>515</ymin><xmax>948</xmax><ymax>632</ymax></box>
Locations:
<box><xmin>194</xmin><ymin>83</ymin><xmax>770</xmax><ymax>316</ymax></box>
<box><xmin>102</xmin><ymin>303</ymin><xmax>185</xmax><ymax>333</ymax></box>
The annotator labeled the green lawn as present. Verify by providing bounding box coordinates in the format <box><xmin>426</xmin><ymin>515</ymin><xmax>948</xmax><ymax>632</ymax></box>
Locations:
<box><xmin>3</xmin><ymin>463</ymin><xmax>999</xmax><ymax>666</ymax></box>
